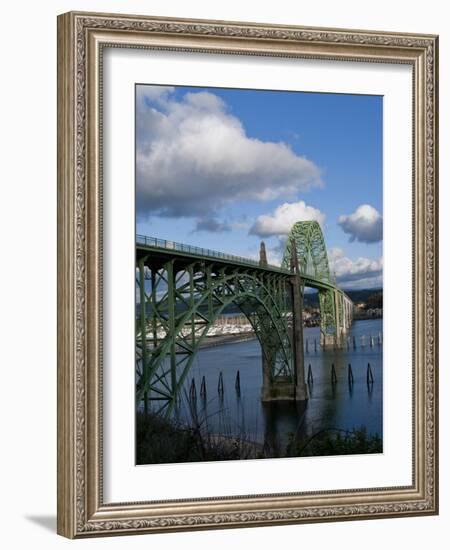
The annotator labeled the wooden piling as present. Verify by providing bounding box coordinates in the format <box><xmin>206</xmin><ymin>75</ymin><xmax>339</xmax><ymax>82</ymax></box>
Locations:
<box><xmin>348</xmin><ymin>363</ymin><xmax>354</xmax><ymax>384</ymax></box>
<box><xmin>235</xmin><ymin>370</ymin><xmax>241</xmax><ymax>394</ymax></box>
<box><xmin>190</xmin><ymin>378</ymin><xmax>197</xmax><ymax>401</ymax></box>
<box><xmin>367</xmin><ymin>363</ymin><xmax>374</xmax><ymax>384</ymax></box>
<box><xmin>200</xmin><ymin>375</ymin><xmax>206</xmax><ymax>398</ymax></box>
<box><xmin>331</xmin><ymin>363</ymin><xmax>337</xmax><ymax>384</ymax></box>
<box><xmin>218</xmin><ymin>371</ymin><xmax>224</xmax><ymax>394</ymax></box>
<box><xmin>307</xmin><ymin>364</ymin><xmax>313</xmax><ymax>384</ymax></box>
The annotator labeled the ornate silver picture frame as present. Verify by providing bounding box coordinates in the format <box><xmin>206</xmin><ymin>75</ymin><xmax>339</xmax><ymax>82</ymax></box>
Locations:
<box><xmin>57</xmin><ymin>11</ymin><xmax>438</xmax><ymax>538</ymax></box>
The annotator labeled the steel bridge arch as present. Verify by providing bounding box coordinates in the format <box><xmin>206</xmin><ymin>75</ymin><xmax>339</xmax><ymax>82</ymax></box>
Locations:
<box><xmin>136</xmin><ymin>258</ymin><xmax>294</xmax><ymax>414</ymax></box>
<box><xmin>281</xmin><ymin>221</ymin><xmax>330</xmax><ymax>282</ymax></box>
<box><xmin>281</xmin><ymin>221</ymin><xmax>337</xmax><ymax>340</ymax></box>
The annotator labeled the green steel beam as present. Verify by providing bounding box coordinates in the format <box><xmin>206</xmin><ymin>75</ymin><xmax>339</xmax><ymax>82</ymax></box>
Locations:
<box><xmin>138</xmin><ymin>258</ymin><xmax>148</xmax><ymax>414</ymax></box>
<box><xmin>282</xmin><ymin>221</ymin><xmax>347</xmax><ymax>344</ymax></box>
<box><xmin>136</xmin><ymin>259</ymin><xmax>294</xmax><ymax>412</ymax></box>
<box><xmin>135</xmin><ymin>222</ymin><xmax>354</xmax><ymax>411</ymax></box>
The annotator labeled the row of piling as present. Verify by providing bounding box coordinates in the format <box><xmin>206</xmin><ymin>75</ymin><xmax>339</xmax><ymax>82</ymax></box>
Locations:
<box><xmin>304</xmin><ymin>333</ymin><xmax>382</xmax><ymax>353</ymax></box>
<box><xmin>189</xmin><ymin>361</ymin><xmax>375</xmax><ymax>402</ymax></box>
<box><xmin>189</xmin><ymin>370</ymin><xmax>241</xmax><ymax>402</ymax></box>
<box><xmin>307</xmin><ymin>362</ymin><xmax>375</xmax><ymax>387</ymax></box>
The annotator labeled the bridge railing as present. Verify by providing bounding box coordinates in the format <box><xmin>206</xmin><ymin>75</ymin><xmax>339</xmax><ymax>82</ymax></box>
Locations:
<box><xmin>136</xmin><ymin>234</ymin><xmax>290</xmax><ymax>273</ymax></box>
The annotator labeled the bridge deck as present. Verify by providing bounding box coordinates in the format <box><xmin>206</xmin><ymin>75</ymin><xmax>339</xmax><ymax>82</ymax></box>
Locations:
<box><xmin>136</xmin><ymin>235</ymin><xmax>339</xmax><ymax>293</ymax></box>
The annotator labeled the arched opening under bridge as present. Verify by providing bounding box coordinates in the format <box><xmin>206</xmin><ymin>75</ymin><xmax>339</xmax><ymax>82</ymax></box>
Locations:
<box><xmin>136</xmin><ymin>257</ymin><xmax>306</xmax><ymax>415</ymax></box>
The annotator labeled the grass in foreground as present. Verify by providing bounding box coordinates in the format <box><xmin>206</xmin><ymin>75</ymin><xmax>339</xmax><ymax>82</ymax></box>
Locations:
<box><xmin>136</xmin><ymin>411</ymin><xmax>382</xmax><ymax>465</ymax></box>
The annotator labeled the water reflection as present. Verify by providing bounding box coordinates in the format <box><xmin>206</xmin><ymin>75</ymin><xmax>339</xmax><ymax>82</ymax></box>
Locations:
<box><xmin>262</xmin><ymin>400</ymin><xmax>308</xmax><ymax>455</ymax></box>
<box><xmin>148</xmin><ymin>319</ymin><xmax>383</xmax><ymax>456</ymax></box>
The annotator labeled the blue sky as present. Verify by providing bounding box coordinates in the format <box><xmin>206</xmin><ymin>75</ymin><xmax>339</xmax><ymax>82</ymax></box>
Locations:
<box><xmin>135</xmin><ymin>84</ymin><xmax>383</xmax><ymax>289</ymax></box>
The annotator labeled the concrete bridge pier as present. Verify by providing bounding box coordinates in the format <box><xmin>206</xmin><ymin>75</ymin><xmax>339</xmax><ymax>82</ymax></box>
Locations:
<box><xmin>321</xmin><ymin>289</ymin><xmax>354</xmax><ymax>349</ymax></box>
<box><xmin>291</xmin><ymin>243</ymin><xmax>308</xmax><ymax>401</ymax></box>
<box><xmin>261</xmin><ymin>239</ymin><xmax>307</xmax><ymax>402</ymax></box>
<box><xmin>334</xmin><ymin>288</ymin><xmax>343</xmax><ymax>348</ymax></box>
<box><xmin>261</xmin><ymin>364</ymin><xmax>299</xmax><ymax>401</ymax></box>
<box><xmin>343</xmin><ymin>296</ymin><xmax>353</xmax><ymax>334</ymax></box>
<box><xmin>321</xmin><ymin>333</ymin><xmax>337</xmax><ymax>347</ymax></box>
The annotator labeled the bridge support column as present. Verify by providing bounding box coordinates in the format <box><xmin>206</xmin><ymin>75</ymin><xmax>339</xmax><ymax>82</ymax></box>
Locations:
<box><xmin>261</xmin><ymin>318</ymin><xmax>298</xmax><ymax>401</ymax></box>
<box><xmin>261</xmin><ymin>352</ymin><xmax>272</xmax><ymax>400</ymax></box>
<box><xmin>334</xmin><ymin>289</ymin><xmax>342</xmax><ymax>348</ymax></box>
<box><xmin>342</xmin><ymin>296</ymin><xmax>352</xmax><ymax>335</ymax></box>
<box><xmin>292</xmin><ymin>272</ymin><xmax>307</xmax><ymax>400</ymax></box>
<box><xmin>261</xmin><ymin>347</ymin><xmax>297</xmax><ymax>401</ymax></box>
<box><xmin>321</xmin><ymin>334</ymin><xmax>335</xmax><ymax>347</ymax></box>
<box><xmin>290</xmin><ymin>238</ymin><xmax>307</xmax><ymax>400</ymax></box>
<box><xmin>320</xmin><ymin>289</ymin><xmax>346</xmax><ymax>349</ymax></box>
<box><xmin>259</xmin><ymin>241</ymin><xmax>268</xmax><ymax>267</ymax></box>
<box><xmin>260</xmin><ymin>239</ymin><xmax>307</xmax><ymax>402</ymax></box>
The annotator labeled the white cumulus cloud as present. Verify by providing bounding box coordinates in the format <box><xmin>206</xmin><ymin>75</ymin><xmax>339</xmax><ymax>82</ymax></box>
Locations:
<box><xmin>328</xmin><ymin>247</ymin><xmax>383</xmax><ymax>288</ymax></box>
<box><xmin>338</xmin><ymin>204</ymin><xmax>382</xmax><ymax>244</ymax></box>
<box><xmin>249</xmin><ymin>201</ymin><xmax>325</xmax><ymax>237</ymax></box>
<box><xmin>136</xmin><ymin>86</ymin><xmax>322</xmax><ymax>217</ymax></box>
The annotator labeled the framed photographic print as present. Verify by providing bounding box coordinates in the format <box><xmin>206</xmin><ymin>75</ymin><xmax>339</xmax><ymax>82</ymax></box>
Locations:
<box><xmin>57</xmin><ymin>11</ymin><xmax>439</xmax><ymax>538</ymax></box>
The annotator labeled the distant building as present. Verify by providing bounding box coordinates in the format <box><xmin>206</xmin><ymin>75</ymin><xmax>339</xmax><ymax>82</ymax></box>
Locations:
<box><xmin>366</xmin><ymin>308</ymin><xmax>383</xmax><ymax>317</ymax></box>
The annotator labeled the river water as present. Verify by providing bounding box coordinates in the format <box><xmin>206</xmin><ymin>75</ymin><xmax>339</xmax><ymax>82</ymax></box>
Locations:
<box><xmin>173</xmin><ymin>319</ymin><xmax>383</xmax><ymax>450</ymax></box>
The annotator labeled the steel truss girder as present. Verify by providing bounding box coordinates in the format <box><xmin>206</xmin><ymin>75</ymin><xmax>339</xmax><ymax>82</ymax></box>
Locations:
<box><xmin>282</xmin><ymin>220</ymin><xmax>330</xmax><ymax>282</ymax></box>
<box><xmin>281</xmin><ymin>220</ymin><xmax>351</xmax><ymax>341</ymax></box>
<box><xmin>136</xmin><ymin>258</ymin><xmax>293</xmax><ymax>413</ymax></box>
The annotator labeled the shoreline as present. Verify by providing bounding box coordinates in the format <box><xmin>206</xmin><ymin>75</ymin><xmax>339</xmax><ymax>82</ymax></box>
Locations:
<box><xmin>199</xmin><ymin>332</ymin><xmax>257</xmax><ymax>349</ymax></box>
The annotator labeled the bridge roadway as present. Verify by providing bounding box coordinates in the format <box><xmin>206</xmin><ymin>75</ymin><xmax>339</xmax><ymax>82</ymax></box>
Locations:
<box><xmin>136</xmin><ymin>234</ymin><xmax>341</xmax><ymax>294</ymax></box>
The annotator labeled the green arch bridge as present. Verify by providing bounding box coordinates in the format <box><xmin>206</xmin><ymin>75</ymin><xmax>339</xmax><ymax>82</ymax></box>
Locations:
<box><xmin>136</xmin><ymin>221</ymin><xmax>353</xmax><ymax>414</ymax></box>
